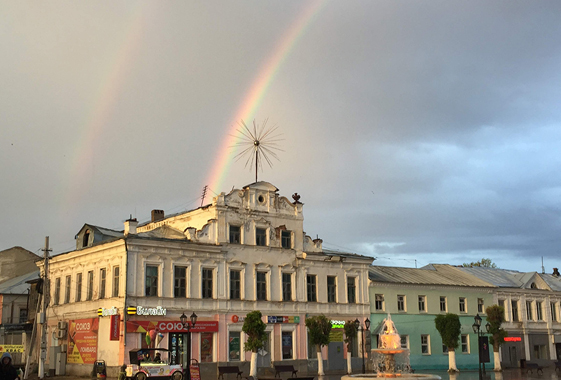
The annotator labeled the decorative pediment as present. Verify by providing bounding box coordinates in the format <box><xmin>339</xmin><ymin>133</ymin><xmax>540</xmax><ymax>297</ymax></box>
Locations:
<box><xmin>523</xmin><ymin>273</ymin><xmax>551</xmax><ymax>291</ymax></box>
<box><xmin>255</xmin><ymin>262</ymin><xmax>272</xmax><ymax>270</ymax></box>
<box><xmin>228</xmin><ymin>260</ymin><xmax>246</xmax><ymax>267</ymax></box>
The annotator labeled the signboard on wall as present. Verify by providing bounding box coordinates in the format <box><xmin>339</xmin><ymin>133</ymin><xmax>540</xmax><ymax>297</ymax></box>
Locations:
<box><xmin>67</xmin><ymin>318</ymin><xmax>99</xmax><ymax>364</ymax></box>
<box><xmin>267</xmin><ymin>316</ymin><xmax>300</xmax><ymax>324</ymax></box>
<box><xmin>126</xmin><ymin>320</ymin><xmax>219</xmax><ymax>333</ymax></box>
<box><xmin>110</xmin><ymin>314</ymin><xmax>120</xmax><ymax>341</ymax></box>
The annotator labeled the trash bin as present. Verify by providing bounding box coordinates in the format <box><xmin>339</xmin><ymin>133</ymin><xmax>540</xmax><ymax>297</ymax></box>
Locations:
<box><xmin>520</xmin><ymin>359</ymin><xmax>526</xmax><ymax>368</ymax></box>
<box><xmin>95</xmin><ymin>360</ymin><xmax>107</xmax><ymax>378</ymax></box>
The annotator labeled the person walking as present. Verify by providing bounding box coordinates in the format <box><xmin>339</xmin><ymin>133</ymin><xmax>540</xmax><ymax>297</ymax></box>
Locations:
<box><xmin>0</xmin><ymin>352</ymin><xmax>19</xmax><ymax>380</ymax></box>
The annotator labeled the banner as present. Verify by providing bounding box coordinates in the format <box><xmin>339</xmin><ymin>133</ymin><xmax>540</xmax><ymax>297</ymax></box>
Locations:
<box><xmin>0</xmin><ymin>345</ymin><xmax>24</xmax><ymax>353</ymax></box>
<box><xmin>110</xmin><ymin>314</ymin><xmax>120</xmax><ymax>341</ymax></box>
<box><xmin>67</xmin><ymin>318</ymin><xmax>99</xmax><ymax>364</ymax></box>
<box><xmin>126</xmin><ymin>320</ymin><xmax>218</xmax><ymax>333</ymax></box>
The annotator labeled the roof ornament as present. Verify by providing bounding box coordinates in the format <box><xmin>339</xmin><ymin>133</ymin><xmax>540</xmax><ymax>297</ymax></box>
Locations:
<box><xmin>292</xmin><ymin>193</ymin><xmax>301</xmax><ymax>204</ymax></box>
<box><xmin>232</xmin><ymin>118</ymin><xmax>283</xmax><ymax>183</ymax></box>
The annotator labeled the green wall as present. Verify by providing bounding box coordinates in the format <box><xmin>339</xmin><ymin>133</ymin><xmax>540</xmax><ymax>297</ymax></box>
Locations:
<box><xmin>369</xmin><ymin>284</ymin><xmax>495</xmax><ymax>370</ymax></box>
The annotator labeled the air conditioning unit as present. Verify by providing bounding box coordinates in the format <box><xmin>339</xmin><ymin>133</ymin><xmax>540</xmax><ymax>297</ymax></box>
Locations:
<box><xmin>60</xmin><ymin>344</ymin><xmax>67</xmax><ymax>353</ymax></box>
<box><xmin>56</xmin><ymin>329</ymin><xmax>67</xmax><ymax>339</ymax></box>
<box><xmin>57</xmin><ymin>321</ymin><xmax>68</xmax><ymax>330</ymax></box>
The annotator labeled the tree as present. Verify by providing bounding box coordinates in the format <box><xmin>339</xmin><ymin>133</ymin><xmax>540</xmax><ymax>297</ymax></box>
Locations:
<box><xmin>242</xmin><ymin>311</ymin><xmax>267</xmax><ymax>377</ymax></box>
<box><xmin>435</xmin><ymin>313</ymin><xmax>461</xmax><ymax>372</ymax></box>
<box><xmin>462</xmin><ymin>258</ymin><xmax>497</xmax><ymax>268</ymax></box>
<box><xmin>306</xmin><ymin>315</ymin><xmax>332</xmax><ymax>375</ymax></box>
<box><xmin>486</xmin><ymin>305</ymin><xmax>508</xmax><ymax>371</ymax></box>
<box><xmin>344</xmin><ymin>320</ymin><xmax>358</xmax><ymax>374</ymax></box>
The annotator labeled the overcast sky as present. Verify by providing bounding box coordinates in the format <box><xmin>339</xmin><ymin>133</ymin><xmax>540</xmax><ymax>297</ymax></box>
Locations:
<box><xmin>2</xmin><ymin>1</ymin><xmax>561</xmax><ymax>273</ymax></box>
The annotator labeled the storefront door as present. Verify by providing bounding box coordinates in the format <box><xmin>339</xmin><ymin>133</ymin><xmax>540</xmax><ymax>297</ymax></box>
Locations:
<box><xmin>328</xmin><ymin>342</ymin><xmax>345</xmax><ymax>371</ymax></box>
<box><xmin>509</xmin><ymin>346</ymin><xmax>517</xmax><ymax>367</ymax></box>
<box><xmin>169</xmin><ymin>333</ymin><xmax>188</xmax><ymax>366</ymax></box>
<box><xmin>257</xmin><ymin>332</ymin><xmax>271</xmax><ymax>368</ymax></box>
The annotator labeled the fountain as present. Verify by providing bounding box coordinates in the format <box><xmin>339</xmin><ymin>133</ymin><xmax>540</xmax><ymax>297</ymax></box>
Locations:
<box><xmin>341</xmin><ymin>315</ymin><xmax>440</xmax><ymax>380</ymax></box>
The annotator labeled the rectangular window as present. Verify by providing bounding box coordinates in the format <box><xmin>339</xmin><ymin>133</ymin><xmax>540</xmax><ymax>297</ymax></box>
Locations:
<box><xmin>86</xmin><ymin>271</ymin><xmax>93</xmax><ymax>300</ymax></box>
<box><xmin>498</xmin><ymin>299</ymin><xmax>506</xmax><ymax>320</ymax></box>
<box><xmin>202</xmin><ymin>268</ymin><xmax>213</xmax><ymax>299</ymax></box>
<box><xmin>256</xmin><ymin>228</ymin><xmax>267</xmax><ymax>246</ymax></box>
<box><xmin>201</xmin><ymin>333</ymin><xmax>214</xmax><ymax>362</ymax></box>
<box><xmin>526</xmin><ymin>301</ymin><xmax>533</xmax><ymax>321</ymax></box>
<box><xmin>282</xmin><ymin>331</ymin><xmax>293</xmax><ymax>360</ymax></box>
<box><xmin>478</xmin><ymin>298</ymin><xmax>485</xmax><ymax>313</ymax></box>
<box><xmin>281</xmin><ymin>230</ymin><xmax>292</xmax><ymax>249</ymax></box>
<box><xmin>54</xmin><ymin>277</ymin><xmax>61</xmax><ymax>305</ymax></box>
<box><xmin>229</xmin><ymin>331</ymin><xmax>241</xmax><ymax>361</ymax></box>
<box><xmin>76</xmin><ymin>273</ymin><xmax>82</xmax><ymax>302</ymax></box>
<box><xmin>442</xmin><ymin>344</ymin><xmax>448</xmax><ymax>354</ymax></box>
<box><xmin>282</xmin><ymin>273</ymin><xmax>292</xmax><ymax>301</ymax></box>
<box><xmin>145</xmin><ymin>265</ymin><xmax>158</xmax><ymax>297</ymax></box>
<box><xmin>229</xmin><ymin>225</ymin><xmax>241</xmax><ymax>244</ymax></box>
<box><xmin>400</xmin><ymin>335</ymin><xmax>409</xmax><ymax>349</ymax></box>
<box><xmin>459</xmin><ymin>297</ymin><xmax>466</xmax><ymax>313</ymax></box>
<box><xmin>347</xmin><ymin>277</ymin><xmax>356</xmax><ymax>304</ymax></box>
<box><xmin>230</xmin><ymin>270</ymin><xmax>241</xmax><ymax>300</ymax></box>
<box><xmin>256</xmin><ymin>271</ymin><xmax>267</xmax><ymax>301</ymax></box>
<box><xmin>112</xmin><ymin>266</ymin><xmax>120</xmax><ymax>297</ymax></box>
<box><xmin>512</xmin><ymin>300</ymin><xmax>519</xmax><ymax>321</ymax></box>
<box><xmin>536</xmin><ymin>301</ymin><xmax>544</xmax><ymax>321</ymax></box>
<box><xmin>19</xmin><ymin>309</ymin><xmax>28</xmax><ymax>324</ymax></box>
<box><xmin>440</xmin><ymin>296</ymin><xmax>447</xmax><ymax>312</ymax></box>
<box><xmin>375</xmin><ymin>294</ymin><xmax>384</xmax><ymax>311</ymax></box>
<box><xmin>307</xmin><ymin>275</ymin><xmax>317</xmax><ymax>302</ymax></box>
<box><xmin>64</xmin><ymin>275</ymin><xmax>71</xmax><ymax>304</ymax></box>
<box><xmin>327</xmin><ymin>276</ymin><xmax>337</xmax><ymax>303</ymax></box>
<box><xmin>551</xmin><ymin>302</ymin><xmax>558</xmax><ymax>322</ymax></box>
<box><xmin>461</xmin><ymin>334</ymin><xmax>469</xmax><ymax>353</ymax></box>
<box><xmin>418</xmin><ymin>296</ymin><xmax>426</xmax><ymax>312</ymax></box>
<box><xmin>99</xmin><ymin>268</ymin><xmax>106</xmax><ymax>299</ymax></box>
<box><xmin>421</xmin><ymin>335</ymin><xmax>430</xmax><ymax>354</ymax></box>
<box><xmin>397</xmin><ymin>295</ymin><xmax>405</xmax><ymax>312</ymax></box>
<box><xmin>174</xmin><ymin>267</ymin><xmax>187</xmax><ymax>298</ymax></box>
<box><xmin>533</xmin><ymin>345</ymin><xmax>548</xmax><ymax>359</ymax></box>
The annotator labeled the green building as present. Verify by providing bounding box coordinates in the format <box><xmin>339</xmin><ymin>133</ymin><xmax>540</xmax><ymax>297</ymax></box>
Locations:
<box><xmin>369</xmin><ymin>264</ymin><xmax>496</xmax><ymax>370</ymax></box>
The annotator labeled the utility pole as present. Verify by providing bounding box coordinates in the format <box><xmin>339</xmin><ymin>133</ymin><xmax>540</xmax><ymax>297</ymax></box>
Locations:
<box><xmin>200</xmin><ymin>185</ymin><xmax>208</xmax><ymax>207</ymax></box>
<box><xmin>38</xmin><ymin>237</ymin><xmax>51</xmax><ymax>379</ymax></box>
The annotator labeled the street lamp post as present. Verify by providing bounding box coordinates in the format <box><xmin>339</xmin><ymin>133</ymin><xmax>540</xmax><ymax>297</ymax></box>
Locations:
<box><xmin>180</xmin><ymin>312</ymin><xmax>198</xmax><ymax>380</ymax></box>
<box><xmin>472</xmin><ymin>314</ymin><xmax>490</xmax><ymax>380</ymax></box>
<box><xmin>355</xmin><ymin>318</ymin><xmax>371</xmax><ymax>374</ymax></box>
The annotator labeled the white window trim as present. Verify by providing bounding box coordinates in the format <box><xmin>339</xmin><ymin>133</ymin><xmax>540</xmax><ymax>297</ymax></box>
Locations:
<box><xmin>421</xmin><ymin>334</ymin><xmax>431</xmax><ymax>355</ymax></box>
<box><xmin>255</xmin><ymin>263</ymin><xmax>271</xmax><ymax>301</ymax></box>
<box><xmin>397</xmin><ymin>295</ymin><xmax>406</xmax><ymax>312</ymax></box>
<box><xmin>281</xmin><ymin>325</ymin><xmax>296</xmax><ymax>360</ymax></box>
<box><xmin>461</xmin><ymin>334</ymin><xmax>470</xmax><ymax>354</ymax></box>
<box><xmin>198</xmin><ymin>332</ymin><xmax>217</xmax><ymax>363</ymax></box>
<box><xmin>440</xmin><ymin>296</ymin><xmax>447</xmax><ymax>313</ymax></box>
<box><xmin>419</xmin><ymin>295</ymin><xmax>427</xmax><ymax>313</ymax></box>
<box><xmin>228</xmin><ymin>223</ymin><xmax>243</xmax><ymax>244</ymax></box>
<box><xmin>279</xmin><ymin>269</ymin><xmax>295</xmax><ymax>302</ymax></box>
<box><xmin>255</xmin><ymin>226</ymin><xmax>269</xmax><ymax>247</ymax></box>
<box><xmin>227</xmin><ymin>328</ymin><xmax>246</xmax><ymax>362</ymax></box>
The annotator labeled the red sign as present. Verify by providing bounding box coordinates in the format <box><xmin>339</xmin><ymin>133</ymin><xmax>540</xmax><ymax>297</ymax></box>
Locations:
<box><xmin>110</xmin><ymin>314</ymin><xmax>120</xmax><ymax>341</ymax></box>
<box><xmin>190</xmin><ymin>364</ymin><xmax>201</xmax><ymax>380</ymax></box>
<box><xmin>504</xmin><ymin>337</ymin><xmax>521</xmax><ymax>342</ymax></box>
<box><xmin>126</xmin><ymin>320</ymin><xmax>219</xmax><ymax>333</ymax></box>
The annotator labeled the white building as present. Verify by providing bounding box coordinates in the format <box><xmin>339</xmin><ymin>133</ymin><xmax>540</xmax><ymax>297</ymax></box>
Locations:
<box><xmin>43</xmin><ymin>182</ymin><xmax>373</xmax><ymax>377</ymax></box>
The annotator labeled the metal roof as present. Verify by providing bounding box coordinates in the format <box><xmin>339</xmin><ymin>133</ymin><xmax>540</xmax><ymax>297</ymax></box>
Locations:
<box><xmin>456</xmin><ymin>267</ymin><xmax>539</xmax><ymax>288</ymax></box>
<box><xmin>369</xmin><ymin>264</ymin><xmax>495</xmax><ymax>288</ymax></box>
<box><xmin>0</xmin><ymin>271</ymin><xmax>39</xmax><ymax>294</ymax></box>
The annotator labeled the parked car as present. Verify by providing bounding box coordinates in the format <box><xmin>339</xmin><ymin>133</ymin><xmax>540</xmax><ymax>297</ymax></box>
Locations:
<box><xmin>126</xmin><ymin>348</ymin><xmax>183</xmax><ymax>380</ymax></box>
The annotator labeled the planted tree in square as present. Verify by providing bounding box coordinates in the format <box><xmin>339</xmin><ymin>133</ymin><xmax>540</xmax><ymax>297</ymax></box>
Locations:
<box><xmin>435</xmin><ymin>313</ymin><xmax>461</xmax><ymax>373</ymax></box>
<box><xmin>242</xmin><ymin>311</ymin><xmax>267</xmax><ymax>377</ymax></box>
<box><xmin>306</xmin><ymin>315</ymin><xmax>332</xmax><ymax>375</ymax></box>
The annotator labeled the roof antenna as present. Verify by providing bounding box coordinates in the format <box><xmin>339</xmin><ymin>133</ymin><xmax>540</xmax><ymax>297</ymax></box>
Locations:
<box><xmin>542</xmin><ymin>256</ymin><xmax>545</xmax><ymax>274</ymax></box>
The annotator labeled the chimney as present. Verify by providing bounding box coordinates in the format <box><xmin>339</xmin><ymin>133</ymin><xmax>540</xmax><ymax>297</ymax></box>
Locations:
<box><xmin>124</xmin><ymin>217</ymin><xmax>138</xmax><ymax>236</ymax></box>
<box><xmin>151</xmin><ymin>209</ymin><xmax>165</xmax><ymax>223</ymax></box>
<box><xmin>553</xmin><ymin>268</ymin><xmax>560</xmax><ymax>277</ymax></box>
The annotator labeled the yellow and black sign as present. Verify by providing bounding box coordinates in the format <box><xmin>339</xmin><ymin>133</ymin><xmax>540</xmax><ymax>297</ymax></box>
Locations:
<box><xmin>0</xmin><ymin>345</ymin><xmax>24</xmax><ymax>353</ymax></box>
<box><xmin>127</xmin><ymin>307</ymin><xmax>137</xmax><ymax>315</ymax></box>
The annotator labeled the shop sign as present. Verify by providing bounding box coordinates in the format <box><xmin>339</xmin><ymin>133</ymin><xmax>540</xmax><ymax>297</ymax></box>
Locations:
<box><xmin>331</xmin><ymin>320</ymin><xmax>345</xmax><ymax>328</ymax></box>
<box><xmin>67</xmin><ymin>318</ymin><xmax>99</xmax><ymax>364</ymax></box>
<box><xmin>190</xmin><ymin>364</ymin><xmax>201</xmax><ymax>380</ymax></box>
<box><xmin>231</xmin><ymin>315</ymin><xmax>245</xmax><ymax>323</ymax></box>
<box><xmin>0</xmin><ymin>345</ymin><xmax>24</xmax><ymax>353</ymax></box>
<box><xmin>157</xmin><ymin>321</ymin><xmax>219</xmax><ymax>333</ymax></box>
<box><xmin>267</xmin><ymin>316</ymin><xmax>300</xmax><ymax>324</ymax></box>
<box><xmin>127</xmin><ymin>306</ymin><xmax>167</xmax><ymax>316</ymax></box>
<box><xmin>504</xmin><ymin>337</ymin><xmax>522</xmax><ymax>342</ymax></box>
<box><xmin>110</xmin><ymin>314</ymin><xmax>120</xmax><ymax>341</ymax></box>
<box><xmin>98</xmin><ymin>307</ymin><xmax>118</xmax><ymax>317</ymax></box>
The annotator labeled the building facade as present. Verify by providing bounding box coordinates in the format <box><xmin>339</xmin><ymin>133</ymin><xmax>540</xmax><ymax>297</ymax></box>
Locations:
<box><xmin>43</xmin><ymin>182</ymin><xmax>373</xmax><ymax>377</ymax></box>
<box><xmin>369</xmin><ymin>264</ymin><xmax>496</xmax><ymax>371</ymax></box>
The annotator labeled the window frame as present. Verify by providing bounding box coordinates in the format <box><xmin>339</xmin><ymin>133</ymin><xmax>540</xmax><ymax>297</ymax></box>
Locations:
<box><xmin>256</xmin><ymin>271</ymin><xmax>268</xmax><ymax>301</ymax></box>
<box><xmin>375</xmin><ymin>294</ymin><xmax>385</xmax><ymax>311</ymax></box>
<box><xmin>202</xmin><ymin>268</ymin><xmax>214</xmax><ymax>299</ymax></box>
<box><xmin>551</xmin><ymin>301</ymin><xmax>558</xmax><ymax>322</ymax></box>
<box><xmin>229</xmin><ymin>225</ymin><xmax>241</xmax><ymax>244</ymax></box>
<box><xmin>307</xmin><ymin>274</ymin><xmax>317</xmax><ymax>302</ymax></box>
<box><xmin>397</xmin><ymin>295</ymin><xmax>406</xmax><ymax>312</ymax></box>
<box><xmin>174</xmin><ymin>266</ymin><xmax>187</xmax><ymax>298</ymax></box>
<box><xmin>112</xmin><ymin>266</ymin><xmax>120</xmax><ymax>298</ymax></box>
<box><xmin>478</xmin><ymin>298</ymin><xmax>485</xmax><ymax>314</ymax></box>
<box><xmin>282</xmin><ymin>272</ymin><xmax>292</xmax><ymax>302</ymax></box>
<box><xmin>281</xmin><ymin>230</ymin><xmax>292</xmax><ymax>249</ymax></box>
<box><xmin>327</xmin><ymin>276</ymin><xmax>337</xmax><ymax>303</ymax></box>
<box><xmin>347</xmin><ymin>277</ymin><xmax>356</xmax><ymax>304</ymax></box>
<box><xmin>536</xmin><ymin>301</ymin><xmax>544</xmax><ymax>321</ymax></box>
<box><xmin>230</xmin><ymin>269</ymin><xmax>241</xmax><ymax>300</ymax></box>
<box><xmin>440</xmin><ymin>296</ymin><xmax>447</xmax><ymax>312</ymax></box>
<box><xmin>76</xmin><ymin>273</ymin><xmax>82</xmax><ymax>302</ymax></box>
<box><xmin>512</xmin><ymin>300</ymin><xmax>519</xmax><ymax>321</ymax></box>
<box><xmin>526</xmin><ymin>300</ymin><xmax>534</xmax><ymax>321</ymax></box>
<box><xmin>145</xmin><ymin>265</ymin><xmax>159</xmax><ymax>297</ymax></box>
<box><xmin>54</xmin><ymin>277</ymin><xmax>61</xmax><ymax>305</ymax></box>
<box><xmin>461</xmin><ymin>334</ymin><xmax>469</xmax><ymax>353</ymax></box>
<box><xmin>421</xmin><ymin>334</ymin><xmax>430</xmax><ymax>355</ymax></box>
<box><xmin>459</xmin><ymin>297</ymin><xmax>466</xmax><ymax>313</ymax></box>
<box><xmin>418</xmin><ymin>295</ymin><xmax>426</xmax><ymax>312</ymax></box>
<box><xmin>64</xmin><ymin>275</ymin><xmax>71</xmax><ymax>304</ymax></box>
<box><xmin>256</xmin><ymin>227</ymin><xmax>267</xmax><ymax>246</ymax></box>
<box><xmin>86</xmin><ymin>270</ymin><xmax>94</xmax><ymax>301</ymax></box>
<box><xmin>99</xmin><ymin>268</ymin><xmax>106</xmax><ymax>299</ymax></box>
